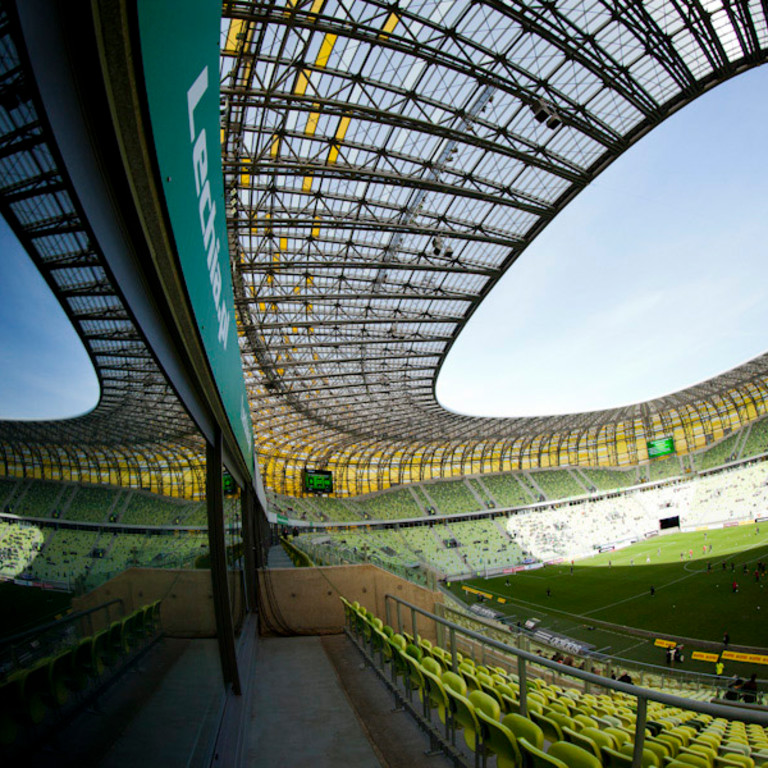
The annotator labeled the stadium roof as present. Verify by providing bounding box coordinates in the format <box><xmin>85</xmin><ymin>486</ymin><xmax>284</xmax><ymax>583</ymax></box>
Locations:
<box><xmin>2</xmin><ymin>1</ymin><xmax>768</xmax><ymax>496</ymax></box>
<box><xmin>221</xmin><ymin>4</ymin><xmax>768</xmax><ymax>458</ymax></box>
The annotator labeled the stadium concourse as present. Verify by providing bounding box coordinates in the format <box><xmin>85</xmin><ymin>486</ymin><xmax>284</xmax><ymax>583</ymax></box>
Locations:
<box><xmin>2</xmin><ymin>1</ymin><xmax>768</xmax><ymax>767</ymax></box>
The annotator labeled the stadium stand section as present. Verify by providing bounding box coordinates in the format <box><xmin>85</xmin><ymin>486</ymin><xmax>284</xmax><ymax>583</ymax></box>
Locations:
<box><xmin>649</xmin><ymin>456</ymin><xmax>684</xmax><ymax>482</ymax></box>
<box><xmin>63</xmin><ymin>485</ymin><xmax>120</xmax><ymax>524</ymax></box>
<box><xmin>121</xmin><ymin>491</ymin><xmax>197</xmax><ymax>527</ymax></box>
<box><xmin>354</xmin><ymin>487</ymin><xmax>424</xmax><ymax>521</ymax></box>
<box><xmin>695</xmin><ymin>434</ymin><xmax>741</xmax><ymax>471</ymax></box>
<box><xmin>424</xmin><ymin>479</ymin><xmax>478</xmax><ymax>516</ymax></box>
<box><xmin>468</xmin><ymin>478</ymin><xmax>495</xmax><ymax>509</ymax></box>
<box><xmin>11</xmin><ymin>480</ymin><xmax>68</xmax><ymax>519</ymax></box>
<box><xmin>581</xmin><ymin>468</ymin><xmax>638</xmax><ymax>493</ymax></box>
<box><xmin>742</xmin><ymin>417</ymin><xmax>768</xmax><ymax>460</ymax></box>
<box><xmin>481</xmin><ymin>474</ymin><xmax>535</xmax><ymax>509</ymax></box>
<box><xmin>0</xmin><ymin>521</ymin><xmax>44</xmax><ymax>579</ymax></box>
<box><xmin>531</xmin><ymin>469</ymin><xmax>586</xmax><ymax>502</ymax></box>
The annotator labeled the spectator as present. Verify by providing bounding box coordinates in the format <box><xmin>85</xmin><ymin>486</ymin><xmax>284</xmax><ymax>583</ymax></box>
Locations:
<box><xmin>741</xmin><ymin>673</ymin><xmax>758</xmax><ymax>703</ymax></box>
<box><xmin>725</xmin><ymin>675</ymin><xmax>743</xmax><ymax>701</ymax></box>
<box><xmin>715</xmin><ymin>660</ymin><xmax>724</xmax><ymax>676</ymax></box>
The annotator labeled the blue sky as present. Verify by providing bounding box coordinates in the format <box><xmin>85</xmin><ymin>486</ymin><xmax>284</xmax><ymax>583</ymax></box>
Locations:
<box><xmin>437</xmin><ymin>64</ymin><xmax>768</xmax><ymax>417</ymax></box>
<box><xmin>1</xmin><ymin>65</ymin><xmax>767</xmax><ymax>422</ymax></box>
<box><xmin>0</xmin><ymin>224</ymin><xmax>99</xmax><ymax>420</ymax></box>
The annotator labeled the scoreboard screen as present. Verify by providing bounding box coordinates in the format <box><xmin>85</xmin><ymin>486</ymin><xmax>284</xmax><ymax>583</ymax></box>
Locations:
<box><xmin>222</xmin><ymin>469</ymin><xmax>238</xmax><ymax>496</ymax></box>
<box><xmin>304</xmin><ymin>469</ymin><xmax>333</xmax><ymax>494</ymax></box>
<box><xmin>647</xmin><ymin>437</ymin><xmax>675</xmax><ymax>459</ymax></box>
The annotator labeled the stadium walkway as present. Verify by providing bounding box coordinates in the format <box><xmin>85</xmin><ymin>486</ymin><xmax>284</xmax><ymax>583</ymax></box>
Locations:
<box><xmin>23</xmin><ymin>626</ymin><xmax>453</xmax><ymax>767</ymax></box>
<box><xmin>267</xmin><ymin>543</ymin><xmax>294</xmax><ymax>568</ymax></box>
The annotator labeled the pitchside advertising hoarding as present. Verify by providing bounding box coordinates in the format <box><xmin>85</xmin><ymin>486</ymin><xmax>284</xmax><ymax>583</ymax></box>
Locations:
<box><xmin>137</xmin><ymin>1</ymin><xmax>254</xmax><ymax>474</ymax></box>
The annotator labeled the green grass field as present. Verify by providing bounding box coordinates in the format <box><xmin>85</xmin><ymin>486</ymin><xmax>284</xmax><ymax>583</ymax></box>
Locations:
<box><xmin>0</xmin><ymin>582</ymin><xmax>72</xmax><ymax>638</ymax></box>
<box><xmin>449</xmin><ymin>521</ymin><xmax>768</xmax><ymax>674</ymax></box>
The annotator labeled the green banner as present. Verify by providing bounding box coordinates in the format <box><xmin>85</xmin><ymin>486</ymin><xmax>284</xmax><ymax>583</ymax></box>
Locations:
<box><xmin>137</xmin><ymin>1</ymin><xmax>254</xmax><ymax>473</ymax></box>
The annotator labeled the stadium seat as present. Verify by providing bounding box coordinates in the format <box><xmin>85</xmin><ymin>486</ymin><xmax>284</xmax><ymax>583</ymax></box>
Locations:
<box><xmin>716</xmin><ymin>756</ymin><xmax>756</xmax><ymax>768</ymax></box>
<box><xmin>468</xmin><ymin>689</ymin><xmax>501</xmax><ymax>761</ymax></box>
<box><xmin>546</xmin><ymin>709</ymin><xmax>577</xmax><ymax>733</ymax></box>
<box><xmin>503</xmin><ymin>713</ymin><xmax>545</xmax><ymax>750</ymax></box>
<box><xmin>49</xmin><ymin>648</ymin><xmax>74</xmax><ymax>706</ymax></box>
<box><xmin>403</xmin><ymin>653</ymin><xmax>426</xmax><ymax>705</ymax></box>
<box><xmin>72</xmin><ymin>635</ymin><xmax>102</xmax><ymax>687</ymax></box>
<box><xmin>518</xmin><ymin>736</ymin><xmax>568</xmax><ymax>768</ymax></box>
<box><xmin>549</xmin><ymin>740</ymin><xmax>602</xmax><ymax>768</ymax></box>
<box><xmin>605</xmin><ymin>726</ymin><xmax>631</xmax><ymax>747</ymax></box>
<box><xmin>17</xmin><ymin>660</ymin><xmax>49</xmax><ymax>724</ymax></box>
<box><xmin>421</xmin><ymin>664</ymin><xmax>451</xmax><ymax>737</ymax></box>
<box><xmin>683</xmin><ymin>744</ymin><xmax>716</xmax><ymax>767</ymax></box>
<box><xmin>563</xmin><ymin>725</ymin><xmax>603</xmax><ymax>761</ymax></box>
<box><xmin>602</xmin><ymin>745</ymin><xmax>634</xmax><ymax>767</ymax></box>
<box><xmin>445</xmin><ymin>684</ymin><xmax>481</xmax><ymax>753</ymax></box>
<box><xmin>476</xmin><ymin>708</ymin><xmax>522</xmax><ymax>768</ymax></box>
<box><xmin>618</xmin><ymin>742</ymin><xmax>661</xmax><ymax>768</ymax></box>
<box><xmin>405</xmin><ymin>642</ymin><xmax>422</xmax><ymax>661</ymax></box>
<box><xmin>530</xmin><ymin>710</ymin><xmax>564</xmax><ymax>743</ymax></box>
<box><xmin>675</xmin><ymin>752</ymin><xmax>711</xmax><ymax>768</ymax></box>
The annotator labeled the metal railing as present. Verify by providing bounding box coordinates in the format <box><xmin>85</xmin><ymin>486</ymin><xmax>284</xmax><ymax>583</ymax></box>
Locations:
<box><xmin>382</xmin><ymin>594</ymin><xmax>768</xmax><ymax>768</ymax></box>
<box><xmin>0</xmin><ymin>597</ymin><xmax>126</xmax><ymax>679</ymax></box>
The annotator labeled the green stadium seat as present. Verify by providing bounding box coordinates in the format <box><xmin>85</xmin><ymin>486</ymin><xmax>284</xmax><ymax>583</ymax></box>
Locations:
<box><xmin>18</xmin><ymin>660</ymin><xmax>49</xmax><ymax>724</ymax></box>
<box><xmin>675</xmin><ymin>752</ymin><xmax>711</xmax><ymax>768</ymax></box>
<box><xmin>549</xmin><ymin>741</ymin><xmax>603</xmax><ymax>768</ymax></box>
<box><xmin>445</xmin><ymin>684</ymin><xmax>481</xmax><ymax>752</ymax></box>
<box><xmin>602</xmin><ymin>745</ymin><xmax>634</xmax><ymax>768</ymax></box>
<box><xmin>73</xmin><ymin>635</ymin><xmax>102</xmax><ymax>687</ymax></box>
<box><xmin>403</xmin><ymin>653</ymin><xmax>426</xmax><ymax>705</ymax></box>
<box><xmin>421</xmin><ymin>656</ymin><xmax>442</xmax><ymax>676</ymax></box>
<box><xmin>476</xmin><ymin>708</ymin><xmax>522</xmax><ymax>768</ymax></box>
<box><xmin>619</xmin><ymin>742</ymin><xmax>662</xmax><ymax>768</ymax></box>
<box><xmin>518</xmin><ymin>736</ymin><xmax>568</xmax><ymax>768</ymax></box>
<box><xmin>421</xmin><ymin>664</ymin><xmax>451</xmax><ymax>737</ymax></box>
<box><xmin>530</xmin><ymin>710</ymin><xmax>564</xmax><ymax>743</ymax></box>
<box><xmin>563</xmin><ymin>725</ymin><xmax>603</xmax><ymax>760</ymax></box>
<box><xmin>49</xmin><ymin>648</ymin><xmax>75</xmax><ymax>707</ymax></box>
<box><xmin>503</xmin><ymin>713</ymin><xmax>544</xmax><ymax>750</ymax></box>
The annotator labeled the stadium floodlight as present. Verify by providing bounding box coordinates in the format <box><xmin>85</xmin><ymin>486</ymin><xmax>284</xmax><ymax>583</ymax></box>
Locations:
<box><xmin>531</xmin><ymin>98</ymin><xmax>550</xmax><ymax>123</ymax></box>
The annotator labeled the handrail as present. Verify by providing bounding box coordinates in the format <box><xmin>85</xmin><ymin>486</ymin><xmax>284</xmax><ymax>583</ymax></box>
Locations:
<box><xmin>383</xmin><ymin>593</ymin><xmax>768</xmax><ymax>768</ymax></box>
<box><xmin>0</xmin><ymin>597</ymin><xmax>125</xmax><ymax>646</ymax></box>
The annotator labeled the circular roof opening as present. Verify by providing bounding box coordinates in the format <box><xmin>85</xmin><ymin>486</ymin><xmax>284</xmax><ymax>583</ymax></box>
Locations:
<box><xmin>437</xmin><ymin>65</ymin><xmax>768</xmax><ymax>418</ymax></box>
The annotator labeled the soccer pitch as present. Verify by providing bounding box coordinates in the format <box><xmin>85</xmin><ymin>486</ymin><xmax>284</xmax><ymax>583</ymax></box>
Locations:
<box><xmin>449</xmin><ymin>521</ymin><xmax>768</xmax><ymax>674</ymax></box>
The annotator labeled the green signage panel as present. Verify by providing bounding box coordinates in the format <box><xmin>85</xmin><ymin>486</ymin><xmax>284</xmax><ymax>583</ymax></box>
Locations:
<box><xmin>137</xmin><ymin>1</ymin><xmax>254</xmax><ymax>472</ymax></box>
<box><xmin>647</xmin><ymin>437</ymin><xmax>675</xmax><ymax>458</ymax></box>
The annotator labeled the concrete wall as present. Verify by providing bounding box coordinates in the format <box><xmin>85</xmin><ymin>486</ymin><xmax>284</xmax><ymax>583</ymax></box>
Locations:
<box><xmin>73</xmin><ymin>564</ymin><xmax>441</xmax><ymax>640</ymax></box>
<box><xmin>72</xmin><ymin>568</ymin><xmax>218</xmax><ymax>637</ymax></box>
<box><xmin>258</xmin><ymin>564</ymin><xmax>444</xmax><ymax>640</ymax></box>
